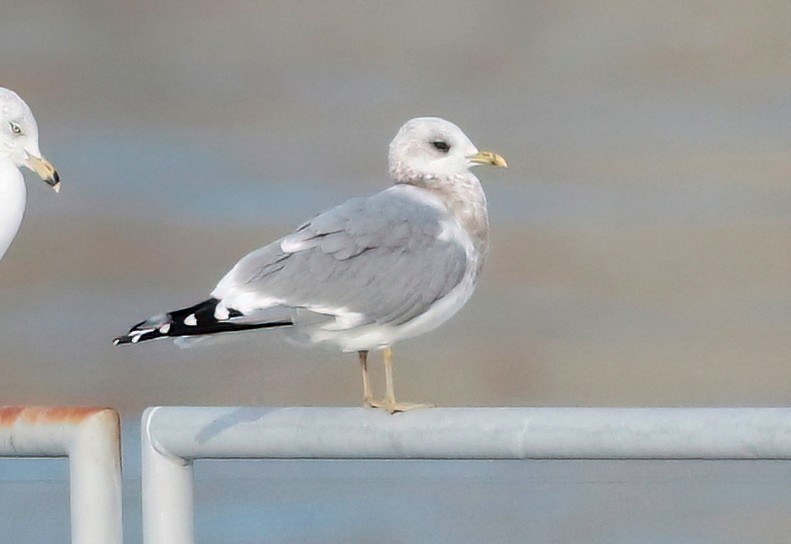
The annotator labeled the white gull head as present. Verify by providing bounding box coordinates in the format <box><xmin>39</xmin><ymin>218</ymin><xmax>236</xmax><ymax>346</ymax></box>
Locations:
<box><xmin>0</xmin><ymin>88</ymin><xmax>59</xmax><ymax>191</ymax></box>
<box><xmin>388</xmin><ymin>117</ymin><xmax>506</xmax><ymax>185</ymax></box>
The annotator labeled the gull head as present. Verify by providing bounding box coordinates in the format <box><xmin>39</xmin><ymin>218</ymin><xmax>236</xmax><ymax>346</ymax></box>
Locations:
<box><xmin>388</xmin><ymin>117</ymin><xmax>506</xmax><ymax>185</ymax></box>
<box><xmin>0</xmin><ymin>88</ymin><xmax>60</xmax><ymax>192</ymax></box>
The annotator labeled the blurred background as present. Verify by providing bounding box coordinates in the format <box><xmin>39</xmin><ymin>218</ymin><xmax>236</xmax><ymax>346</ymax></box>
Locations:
<box><xmin>1</xmin><ymin>1</ymin><xmax>790</xmax><ymax>543</ymax></box>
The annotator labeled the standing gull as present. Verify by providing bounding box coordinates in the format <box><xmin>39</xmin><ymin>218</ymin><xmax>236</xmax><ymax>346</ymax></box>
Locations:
<box><xmin>114</xmin><ymin>117</ymin><xmax>506</xmax><ymax>412</ymax></box>
<box><xmin>0</xmin><ymin>88</ymin><xmax>60</xmax><ymax>261</ymax></box>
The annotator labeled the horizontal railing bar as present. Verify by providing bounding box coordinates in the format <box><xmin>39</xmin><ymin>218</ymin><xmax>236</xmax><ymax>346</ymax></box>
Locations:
<box><xmin>145</xmin><ymin>406</ymin><xmax>791</xmax><ymax>461</ymax></box>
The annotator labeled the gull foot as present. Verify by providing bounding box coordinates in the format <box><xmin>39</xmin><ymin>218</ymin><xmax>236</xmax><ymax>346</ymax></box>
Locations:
<box><xmin>366</xmin><ymin>398</ymin><xmax>435</xmax><ymax>414</ymax></box>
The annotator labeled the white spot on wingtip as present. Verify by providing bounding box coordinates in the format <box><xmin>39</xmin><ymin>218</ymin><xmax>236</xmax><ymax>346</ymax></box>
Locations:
<box><xmin>159</xmin><ymin>323</ymin><xmax>171</xmax><ymax>334</ymax></box>
<box><xmin>184</xmin><ymin>314</ymin><xmax>197</xmax><ymax>326</ymax></box>
<box><xmin>131</xmin><ymin>335</ymin><xmax>140</xmax><ymax>344</ymax></box>
<box><xmin>214</xmin><ymin>304</ymin><xmax>229</xmax><ymax>321</ymax></box>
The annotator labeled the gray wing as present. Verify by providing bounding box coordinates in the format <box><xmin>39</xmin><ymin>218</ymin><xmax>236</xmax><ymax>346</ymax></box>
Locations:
<box><xmin>212</xmin><ymin>185</ymin><xmax>469</xmax><ymax>327</ymax></box>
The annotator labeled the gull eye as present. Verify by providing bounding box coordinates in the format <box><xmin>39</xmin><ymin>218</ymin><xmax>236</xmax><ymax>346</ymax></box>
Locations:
<box><xmin>431</xmin><ymin>140</ymin><xmax>450</xmax><ymax>153</ymax></box>
<box><xmin>9</xmin><ymin>122</ymin><xmax>22</xmax><ymax>135</ymax></box>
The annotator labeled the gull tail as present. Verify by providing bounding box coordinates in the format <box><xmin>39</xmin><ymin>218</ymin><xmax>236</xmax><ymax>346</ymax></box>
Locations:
<box><xmin>112</xmin><ymin>298</ymin><xmax>292</xmax><ymax>346</ymax></box>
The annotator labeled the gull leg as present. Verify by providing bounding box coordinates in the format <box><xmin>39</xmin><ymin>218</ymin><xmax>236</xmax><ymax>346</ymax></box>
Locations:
<box><xmin>373</xmin><ymin>347</ymin><xmax>433</xmax><ymax>414</ymax></box>
<box><xmin>358</xmin><ymin>350</ymin><xmax>376</xmax><ymax>407</ymax></box>
<box><xmin>383</xmin><ymin>346</ymin><xmax>397</xmax><ymax>409</ymax></box>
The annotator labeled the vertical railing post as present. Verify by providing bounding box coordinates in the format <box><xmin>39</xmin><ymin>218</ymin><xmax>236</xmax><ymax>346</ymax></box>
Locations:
<box><xmin>0</xmin><ymin>406</ymin><xmax>123</xmax><ymax>544</ymax></box>
<box><xmin>142</xmin><ymin>407</ymin><xmax>195</xmax><ymax>544</ymax></box>
<box><xmin>68</xmin><ymin>409</ymin><xmax>123</xmax><ymax>544</ymax></box>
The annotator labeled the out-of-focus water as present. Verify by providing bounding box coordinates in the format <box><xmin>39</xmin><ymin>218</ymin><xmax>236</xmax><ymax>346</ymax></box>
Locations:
<box><xmin>1</xmin><ymin>1</ymin><xmax>791</xmax><ymax>542</ymax></box>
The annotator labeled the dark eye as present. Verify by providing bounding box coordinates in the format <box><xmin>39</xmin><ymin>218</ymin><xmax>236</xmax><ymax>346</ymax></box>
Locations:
<box><xmin>9</xmin><ymin>122</ymin><xmax>22</xmax><ymax>135</ymax></box>
<box><xmin>432</xmin><ymin>140</ymin><xmax>450</xmax><ymax>153</ymax></box>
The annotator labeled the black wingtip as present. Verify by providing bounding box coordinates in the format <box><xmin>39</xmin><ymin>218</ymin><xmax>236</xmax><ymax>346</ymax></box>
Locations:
<box><xmin>113</xmin><ymin>298</ymin><xmax>293</xmax><ymax>346</ymax></box>
<box><xmin>112</xmin><ymin>318</ymin><xmax>172</xmax><ymax>346</ymax></box>
<box><xmin>112</xmin><ymin>333</ymin><xmax>151</xmax><ymax>346</ymax></box>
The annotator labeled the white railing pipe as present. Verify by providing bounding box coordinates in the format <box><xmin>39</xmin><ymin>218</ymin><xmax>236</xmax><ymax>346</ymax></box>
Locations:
<box><xmin>0</xmin><ymin>406</ymin><xmax>123</xmax><ymax>544</ymax></box>
<box><xmin>141</xmin><ymin>406</ymin><xmax>791</xmax><ymax>544</ymax></box>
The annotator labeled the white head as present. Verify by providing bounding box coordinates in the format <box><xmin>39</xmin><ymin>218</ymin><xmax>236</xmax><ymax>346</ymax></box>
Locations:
<box><xmin>388</xmin><ymin>117</ymin><xmax>506</xmax><ymax>185</ymax></box>
<box><xmin>0</xmin><ymin>88</ymin><xmax>60</xmax><ymax>191</ymax></box>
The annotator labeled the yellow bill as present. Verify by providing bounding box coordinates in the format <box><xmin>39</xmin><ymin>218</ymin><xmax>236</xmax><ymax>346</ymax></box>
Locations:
<box><xmin>467</xmin><ymin>150</ymin><xmax>507</xmax><ymax>168</ymax></box>
<box><xmin>25</xmin><ymin>153</ymin><xmax>60</xmax><ymax>192</ymax></box>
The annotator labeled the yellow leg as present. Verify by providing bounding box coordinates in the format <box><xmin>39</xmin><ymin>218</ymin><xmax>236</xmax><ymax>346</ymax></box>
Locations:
<box><xmin>358</xmin><ymin>350</ymin><xmax>375</xmax><ymax>407</ymax></box>
<box><xmin>368</xmin><ymin>347</ymin><xmax>433</xmax><ymax>414</ymax></box>
<box><xmin>383</xmin><ymin>346</ymin><xmax>396</xmax><ymax>407</ymax></box>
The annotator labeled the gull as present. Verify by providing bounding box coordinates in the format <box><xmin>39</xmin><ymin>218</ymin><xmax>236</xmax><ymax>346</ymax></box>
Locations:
<box><xmin>0</xmin><ymin>88</ymin><xmax>60</xmax><ymax>261</ymax></box>
<box><xmin>114</xmin><ymin>117</ymin><xmax>506</xmax><ymax>412</ymax></box>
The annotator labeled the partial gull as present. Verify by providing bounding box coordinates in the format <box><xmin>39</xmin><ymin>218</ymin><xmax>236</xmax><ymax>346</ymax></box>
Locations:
<box><xmin>0</xmin><ymin>88</ymin><xmax>60</xmax><ymax>261</ymax></box>
<box><xmin>114</xmin><ymin>117</ymin><xmax>506</xmax><ymax>412</ymax></box>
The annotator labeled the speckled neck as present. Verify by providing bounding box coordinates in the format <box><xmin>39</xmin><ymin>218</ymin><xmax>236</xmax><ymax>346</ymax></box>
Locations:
<box><xmin>398</xmin><ymin>174</ymin><xmax>490</xmax><ymax>265</ymax></box>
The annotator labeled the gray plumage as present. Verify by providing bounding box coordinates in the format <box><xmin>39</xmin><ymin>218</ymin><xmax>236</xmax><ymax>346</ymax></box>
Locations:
<box><xmin>214</xmin><ymin>184</ymin><xmax>469</xmax><ymax>344</ymax></box>
<box><xmin>114</xmin><ymin>117</ymin><xmax>506</xmax><ymax>412</ymax></box>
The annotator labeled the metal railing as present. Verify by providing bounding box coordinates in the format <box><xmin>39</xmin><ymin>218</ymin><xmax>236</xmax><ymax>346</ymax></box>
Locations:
<box><xmin>141</xmin><ymin>406</ymin><xmax>791</xmax><ymax>544</ymax></box>
<box><xmin>0</xmin><ymin>406</ymin><xmax>123</xmax><ymax>544</ymax></box>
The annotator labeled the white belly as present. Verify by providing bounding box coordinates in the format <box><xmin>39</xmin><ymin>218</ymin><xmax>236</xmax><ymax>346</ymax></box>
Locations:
<box><xmin>0</xmin><ymin>162</ymin><xmax>27</xmax><ymax>261</ymax></box>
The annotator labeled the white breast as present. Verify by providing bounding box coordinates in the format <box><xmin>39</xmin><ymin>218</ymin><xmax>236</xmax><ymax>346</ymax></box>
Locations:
<box><xmin>0</xmin><ymin>161</ymin><xmax>27</xmax><ymax>261</ymax></box>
